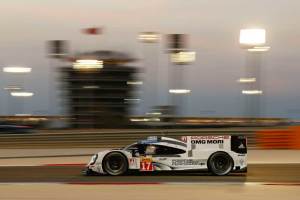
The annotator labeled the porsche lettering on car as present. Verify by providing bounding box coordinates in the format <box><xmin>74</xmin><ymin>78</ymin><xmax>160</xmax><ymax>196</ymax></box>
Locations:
<box><xmin>83</xmin><ymin>135</ymin><xmax>247</xmax><ymax>176</ymax></box>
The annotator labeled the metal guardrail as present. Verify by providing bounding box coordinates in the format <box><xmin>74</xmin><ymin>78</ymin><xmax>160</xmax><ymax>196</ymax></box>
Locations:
<box><xmin>0</xmin><ymin>128</ymin><xmax>257</xmax><ymax>148</ymax></box>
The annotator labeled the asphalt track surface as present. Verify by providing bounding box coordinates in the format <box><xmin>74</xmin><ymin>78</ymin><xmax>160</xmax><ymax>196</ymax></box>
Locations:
<box><xmin>0</xmin><ymin>164</ymin><xmax>299</xmax><ymax>184</ymax></box>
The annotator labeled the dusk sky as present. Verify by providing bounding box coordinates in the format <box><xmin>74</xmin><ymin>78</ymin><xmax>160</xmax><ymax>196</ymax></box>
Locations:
<box><xmin>0</xmin><ymin>0</ymin><xmax>300</xmax><ymax>118</ymax></box>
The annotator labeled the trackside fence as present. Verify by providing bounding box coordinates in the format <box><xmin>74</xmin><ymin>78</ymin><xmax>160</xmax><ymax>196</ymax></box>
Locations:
<box><xmin>1</xmin><ymin>127</ymin><xmax>300</xmax><ymax>149</ymax></box>
<box><xmin>0</xmin><ymin>128</ymin><xmax>256</xmax><ymax>149</ymax></box>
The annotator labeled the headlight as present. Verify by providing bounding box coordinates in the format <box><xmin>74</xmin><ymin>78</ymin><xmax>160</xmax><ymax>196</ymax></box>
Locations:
<box><xmin>90</xmin><ymin>154</ymin><xmax>98</xmax><ymax>165</ymax></box>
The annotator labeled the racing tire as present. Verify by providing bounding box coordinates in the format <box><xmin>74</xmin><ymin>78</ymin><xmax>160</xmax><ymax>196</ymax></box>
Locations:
<box><xmin>102</xmin><ymin>152</ymin><xmax>128</xmax><ymax>176</ymax></box>
<box><xmin>208</xmin><ymin>152</ymin><xmax>233</xmax><ymax>176</ymax></box>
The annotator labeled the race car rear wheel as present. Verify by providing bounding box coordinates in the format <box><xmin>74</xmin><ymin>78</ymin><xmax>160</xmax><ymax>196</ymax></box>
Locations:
<box><xmin>103</xmin><ymin>152</ymin><xmax>128</xmax><ymax>176</ymax></box>
<box><xmin>208</xmin><ymin>152</ymin><xmax>233</xmax><ymax>176</ymax></box>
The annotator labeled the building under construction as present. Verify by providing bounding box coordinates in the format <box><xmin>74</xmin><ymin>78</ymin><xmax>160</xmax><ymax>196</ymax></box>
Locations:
<box><xmin>60</xmin><ymin>50</ymin><xmax>139</xmax><ymax>128</ymax></box>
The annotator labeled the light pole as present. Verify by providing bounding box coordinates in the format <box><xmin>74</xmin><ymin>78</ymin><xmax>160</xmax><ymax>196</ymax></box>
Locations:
<box><xmin>138</xmin><ymin>32</ymin><xmax>160</xmax><ymax>114</ymax></box>
<box><xmin>168</xmin><ymin>50</ymin><xmax>195</xmax><ymax>116</ymax></box>
<box><xmin>47</xmin><ymin>40</ymin><xmax>69</xmax><ymax>116</ymax></box>
<box><xmin>239</xmin><ymin>28</ymin><xmax>270</xmax><ymax>117</ymax></box>
<box><xmin>167</xmin><ymin>34</ymin><xmax>195</xmax><ymax>116</ymax></box>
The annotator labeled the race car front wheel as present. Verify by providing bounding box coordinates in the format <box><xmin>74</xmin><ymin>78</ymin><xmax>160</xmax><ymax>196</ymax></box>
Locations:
<box><xmin>208</xmin><ymin>152</ymin><xmax>233</xmax><ymax>176</ymax></box>
<box><xmin>103</xmin><ymin>152</ymin><xmax>128</xmax><ymax>176</ymax></box>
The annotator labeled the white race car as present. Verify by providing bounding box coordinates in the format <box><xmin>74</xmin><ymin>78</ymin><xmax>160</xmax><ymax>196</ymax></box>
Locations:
<box><xmin>84</xmin><ymin>135</ymin><xmax>247</xmax><ymax>176</ymax></box>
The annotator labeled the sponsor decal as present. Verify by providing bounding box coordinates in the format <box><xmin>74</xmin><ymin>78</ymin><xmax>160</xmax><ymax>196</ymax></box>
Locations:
<box><xmin>172</xmin><ymin>159</ymin><xmax>205</xmax><ymax>166</ymax></box>
<box><xmin>181</xmin><ymin>136</ymin><xmax>187</xmax><ymax>143</ymax></box>
<box><xmin>191</xmin><ymin>136</ymin><xmax>229</xmax><ymax>140</ymax></box>
<box><xmin>140</xmin><ymin>157</ymin><xmax>154</xmax><ymax>171</ymax></box>
<box><xmin>190</xmin><ymin>136</ymin><xmax>228</xmax><ymax>145</ymax></box>
<box><xmin>191</xmin><ymin>139</ymin><xmax>224</xmax><ymax>144</ymax></box>
<box><xmin>141</xmin><ymin>157</ymin><xmax>152</xmax><ymax>163</ymax></box>
<box><xmin>239</xmin><ymin>159</ymin><xmax>245</xmax><ymax>166</ymax></box>
<box><xmin>139</xmin><ymin>136</ymin><xmax>161</xmax><ymax>145</ymax></box>
<box><xmin>158</xmin><ymin>157</ymin><xmax>167</xmax><ymax>161</ymax></box>
<box><xmin>129</xmin><ymin>158</ymin><xmax>136</xmax><ymax>165</ymax></box>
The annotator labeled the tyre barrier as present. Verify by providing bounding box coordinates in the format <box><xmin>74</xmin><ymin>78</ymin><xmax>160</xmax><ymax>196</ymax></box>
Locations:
<box><xmin>256</xmin><ymin>126</ymin><xmax>300</xmax><ymax>149</ymax></box>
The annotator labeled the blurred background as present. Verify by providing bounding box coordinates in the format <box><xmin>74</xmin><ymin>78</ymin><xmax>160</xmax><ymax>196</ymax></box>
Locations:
<box><xmin>1</xmin><ymin>2</ymin><xmax>300</xmax><ymax>199</ymax></box>
<box><xmin>0</xmin><ymin>0</ymin><xmax>299</xmax><ymax>135</ymax></box>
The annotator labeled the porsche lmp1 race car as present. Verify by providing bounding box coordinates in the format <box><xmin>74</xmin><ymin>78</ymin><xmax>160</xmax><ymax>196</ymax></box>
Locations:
<box><xmin>84</xmin><ymin>135</ymin><xmax>247</xmax><ymax>176</ymax></box>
